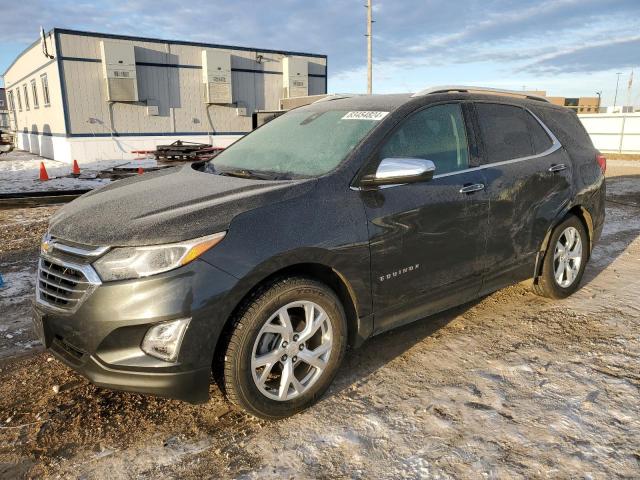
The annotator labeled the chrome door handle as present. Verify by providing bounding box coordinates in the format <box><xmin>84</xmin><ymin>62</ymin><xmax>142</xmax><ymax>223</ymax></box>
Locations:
<box><xmin>548</xmin><ymin>163</ymin><xmax>567</xmax><ymax>172</ymax></box>
<box><xmin>459</xmin><ymin>183</ymin><xmax>485</xmax><ymax>194</ymax></box>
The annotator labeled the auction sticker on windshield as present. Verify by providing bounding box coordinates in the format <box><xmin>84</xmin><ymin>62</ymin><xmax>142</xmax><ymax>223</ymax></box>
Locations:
<box><xmin>342</xmin><ymin>111</ymin><xmax>389</xmax><ymax>121</ymax></box>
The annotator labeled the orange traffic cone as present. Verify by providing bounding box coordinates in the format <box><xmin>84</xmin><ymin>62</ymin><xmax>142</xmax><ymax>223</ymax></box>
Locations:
<box><xmin>39</xmin><ymin>162</ymin><xmax>50</xmax><ymax>181</ymax></box>
<box><xmin>72</xmin><ymin>159</ymin><xmax>81</xmax><ymax>176</ymax></box>
<box><xmin>137</xmin><ymin>167</ymin><xmax>144</xmax><ymax>175</ymax></box>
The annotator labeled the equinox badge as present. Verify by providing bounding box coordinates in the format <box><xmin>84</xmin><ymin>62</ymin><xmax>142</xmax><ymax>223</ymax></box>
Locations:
<box><xmin>379</xmin><ymin>264</ymin><xmax>420</xmax><ymax>282</ymax></box>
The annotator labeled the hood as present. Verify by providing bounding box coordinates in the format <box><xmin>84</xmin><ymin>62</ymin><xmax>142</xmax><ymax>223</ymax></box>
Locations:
<box><xmin>49</xmin><ymin>164</ymin><xmax>315</xmax><ymax>247</ymax></box>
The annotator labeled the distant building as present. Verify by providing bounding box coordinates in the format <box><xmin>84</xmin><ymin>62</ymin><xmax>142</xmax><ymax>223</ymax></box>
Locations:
<box><xmin>601</xmin><ymin>105</ymin><xmax>636</xmax><ymax>114</ymax></box>
<box><xmin>546</xmin><ymin>96</ymin><xmax>600</xmax><ymax>114</ymax></box>
<box><xmin>3</xmin><ymin>28</ymin><xmax>327</xmax><ymax>163</ymax></box>
<box><xmin>0</xmin><ymin>88</ymin><xmax>9</xmax><ymax>128</ymax></box>
<box><xmin>524</xmin><ymin>91</ymin><xmax>601</xmax><ymax>113</ymax></box>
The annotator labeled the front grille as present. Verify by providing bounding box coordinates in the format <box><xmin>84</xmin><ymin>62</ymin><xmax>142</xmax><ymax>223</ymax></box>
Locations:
<box><xmin>38</xmin><ymin>258</ymin><xmax>91</xmax><ymax>309</ymax></box>
<box><xmin>36</xmin><ymin>236</ymin><xmax>105</xmax><ymax>312</ymax></box>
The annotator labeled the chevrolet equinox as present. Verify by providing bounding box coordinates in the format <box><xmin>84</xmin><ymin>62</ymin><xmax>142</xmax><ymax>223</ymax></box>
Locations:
<box><xmin>33</xmin><ymin>87</ymin><xmax>606</xmax><ymax>419</ymax></box>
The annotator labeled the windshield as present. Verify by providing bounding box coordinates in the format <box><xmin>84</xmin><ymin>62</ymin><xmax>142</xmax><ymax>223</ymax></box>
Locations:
<box><xmin>211</xmin><ymin>109</ymin><xmax>385</xmax><ymax>177</ymax></box>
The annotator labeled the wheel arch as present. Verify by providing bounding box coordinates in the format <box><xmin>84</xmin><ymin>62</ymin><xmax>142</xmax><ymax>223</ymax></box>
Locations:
<box><xmin>533</xmin><ymin>204</ymin><xmax>593</xmax><ymax>282</ymax></box>
<box><xmin>213</xmin><ymin>261</ymin><xmax>367</xmax><ymax>376</ymax></box>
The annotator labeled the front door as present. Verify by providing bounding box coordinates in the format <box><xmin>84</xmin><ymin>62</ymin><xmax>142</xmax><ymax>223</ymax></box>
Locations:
<box><xmin>359</xmin><ymin>103</ymin><xmax>489</xmax><ymax>333</ymax></box>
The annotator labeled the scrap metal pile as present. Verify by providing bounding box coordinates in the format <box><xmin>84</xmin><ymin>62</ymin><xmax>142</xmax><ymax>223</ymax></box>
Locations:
<box><xmin>0</xmin><ymin>129</ymin><xmax>14</xmax><ymax>155</ymax></box>
<box><xmin>150</xmin><ymin>140</ymin><xmax>224</xmax><ymax>161</ymax></box>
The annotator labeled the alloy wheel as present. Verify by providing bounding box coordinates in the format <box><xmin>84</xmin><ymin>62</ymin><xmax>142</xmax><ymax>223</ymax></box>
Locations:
<box><xmin>553</xmin><ymin>226</ymin><xmax>583</xmax><ymax>288</ymax></box>
<box><xmin>251</xmin><ymin>301</ymin><xmax>333</xmax><ymax>401</ymax></box>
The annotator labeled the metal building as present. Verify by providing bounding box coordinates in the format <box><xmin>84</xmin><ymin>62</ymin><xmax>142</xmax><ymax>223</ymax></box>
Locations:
<box><xmin>3</xmin><ymin>28</ymin><xmax>327</xmax><ymax>163</ymax></box>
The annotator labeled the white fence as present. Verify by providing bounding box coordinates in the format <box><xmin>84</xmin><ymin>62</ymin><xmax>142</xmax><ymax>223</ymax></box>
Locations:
<box><xmin>578</xmin><ymin>113</ymin><xmax>640</xmax><ymax>154</ymax></box>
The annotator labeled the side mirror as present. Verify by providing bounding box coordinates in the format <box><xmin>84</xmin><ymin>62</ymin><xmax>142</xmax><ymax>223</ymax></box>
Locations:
<box><xmin>360</xmin><ymin>158</ymin><xmax>436</xmax><ymax>187</ymax></box>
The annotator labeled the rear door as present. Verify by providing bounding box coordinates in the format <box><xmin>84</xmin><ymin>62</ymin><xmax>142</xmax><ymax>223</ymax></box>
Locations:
<box><xmin>360</xmin><ymin>102</ymin><xmax>489</xmax><ymax>332</ymax></box>
<box><xmin>473</xmin><ymin>102</ymin><xmax>573</xmax><ymax>293</ymax></box>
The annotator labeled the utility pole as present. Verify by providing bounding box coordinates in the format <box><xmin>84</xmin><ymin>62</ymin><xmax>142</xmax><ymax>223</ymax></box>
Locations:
<box><xmin>613</xmin><ymin>72</ymin><xmax>622</xmax><ymax>109</ymax></box>
<box><xmin>366</xmin><ymin>0</ymin><xmax>373</xmax><ymax>94</ymax></box>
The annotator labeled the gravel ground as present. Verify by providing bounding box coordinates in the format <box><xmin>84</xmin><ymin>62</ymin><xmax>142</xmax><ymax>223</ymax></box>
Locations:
<box><xmin>0</xmin><ymin>161</ymin><xmax>638</xmax><ymax>479</ymax></box>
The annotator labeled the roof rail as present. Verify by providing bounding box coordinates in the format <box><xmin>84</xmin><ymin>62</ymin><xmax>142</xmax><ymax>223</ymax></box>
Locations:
<box><xmin>312</xmin><ymin>93</ymin><xmax>360</xmax><ymax>103</ymax></box>
<box><xmin>411</xmin><ymin>85</ymin><xmax>551</xmax><ymax>103</ymax></box>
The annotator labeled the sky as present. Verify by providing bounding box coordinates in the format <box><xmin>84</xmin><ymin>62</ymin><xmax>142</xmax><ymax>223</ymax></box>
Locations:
<box><xmin>1</xmin><ymin>0</ymin><xmax>639</xmax><ymax>106</ymax></box>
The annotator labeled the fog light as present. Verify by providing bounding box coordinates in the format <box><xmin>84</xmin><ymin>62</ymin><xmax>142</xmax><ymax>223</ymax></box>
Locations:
<box><xmin>141</xmin><ymin>318</ymin><xmax>190</xmax><ymax>362</ymax></box>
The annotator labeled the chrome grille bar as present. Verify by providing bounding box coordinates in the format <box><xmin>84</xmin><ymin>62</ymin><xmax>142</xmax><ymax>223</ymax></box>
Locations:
<box><xmin>40</xmin><ymin>288</ymin><xmax>80</xmax><ymax>303</ymax></box>
<box><xmin>36</xmin><ymin>241</ymin><xmax>103</xmax><ymax>313</ymax></box>
<box><xmin>38</xmin><ymin>277</ymin><xmax>84</xmax><ymax>293</ymax></box>
<box><xmin>40</xmin><ymin>261</ymin><xmax>86</xmax><ymax>284</ymax></box>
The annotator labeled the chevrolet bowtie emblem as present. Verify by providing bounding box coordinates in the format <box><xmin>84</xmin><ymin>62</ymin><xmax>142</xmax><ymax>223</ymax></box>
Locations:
<box><xmin>41</xmin><ymin>235</ymin><xmax>54</xmax><ymax>255</ymax></box>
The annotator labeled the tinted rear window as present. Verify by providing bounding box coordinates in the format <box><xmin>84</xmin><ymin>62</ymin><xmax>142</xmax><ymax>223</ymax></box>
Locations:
<box><xmin>529</xmin><ymin>106</ymin><xmax>595</xmax><ymax>156</ymax></box>
<box><xmin>524</xmin><ymin>112</ymin><xmax>553</xmax><ymax>153</ymax></box>
<box><xmin>476</xmin><ymin>103</ymin><xmax>534</xmax><ymax>162</ymax></box>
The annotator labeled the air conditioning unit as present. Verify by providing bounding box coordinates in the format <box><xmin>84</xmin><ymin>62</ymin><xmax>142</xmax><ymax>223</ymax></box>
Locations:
<box><xmin>282</xmin><ymin>57</ymin><xmax>308</xmax><ymax>99</ymax></box>
<box><xmin>100</xmin><ymin>41</ymin><xmax>139</xmax><ymax>102</ymax></box>
<box><xmin>202</xmin><ymin>50</ymin><xmax>232</xmax><ymax>104</ymax></box>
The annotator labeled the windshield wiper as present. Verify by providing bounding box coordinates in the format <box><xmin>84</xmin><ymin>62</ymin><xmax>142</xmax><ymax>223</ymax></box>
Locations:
<box><xmin>219</xmin><ymin>169</ymin><xmax>253</xmax><ymax>178</ymax></box>
<box><xmin>218</xmin><ymin>169</ymin><xmax>297</xmax><ymax>181</ymax></box>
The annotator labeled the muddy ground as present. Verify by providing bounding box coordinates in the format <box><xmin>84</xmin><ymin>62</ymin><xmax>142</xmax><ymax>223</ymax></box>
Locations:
<box><xmin>0</xmin><ymin>161</ymin><xmax>638</xmax><ymax>479</ymax></box>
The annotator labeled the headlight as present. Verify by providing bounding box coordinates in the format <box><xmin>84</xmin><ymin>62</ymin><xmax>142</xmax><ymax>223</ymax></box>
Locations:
<box><xmin>93</xmin><ymin>232</ymin><xmax>226</xmax><ymax>281</ymax></box>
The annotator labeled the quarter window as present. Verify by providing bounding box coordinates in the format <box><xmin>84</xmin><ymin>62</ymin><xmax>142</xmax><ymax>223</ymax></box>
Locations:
<box><xmin>41</xmin><ymin>74</ymin><xmax>50</xmax><ymax>106</ymax></box>
<box><xmin>31</xmin><ymin>79</ymin><xmax>39</xmax><ymax>108</ymax></box>
<box><xmin>475</xmin><ymin>103</ymin><xmax>535</xmax><ymax>162</ymax></box>
<box><xmin>23</xmin><ymin>84</ymin><xmax>30</xmax><ymax>111</ymax></box>
<box><xmin>379</xmin><ymin>103</ymin><xmax>470</xmax><ymax>175</ymax></box>
<box><xmin>523</xmin><ymin>112</ymin><xmax>553</xmax><ymax>153</ymax></box>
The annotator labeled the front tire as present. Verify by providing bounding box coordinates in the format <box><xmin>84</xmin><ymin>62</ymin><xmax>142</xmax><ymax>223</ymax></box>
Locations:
<box><xmin>533</xmin><ymin>214</ymin><xmax>589</xmax><ymax>299</ymax></box>
<box><xmin>222</xmin><ymin>276</ymin><xmax>347</xmax><ymax>419</ymax></box>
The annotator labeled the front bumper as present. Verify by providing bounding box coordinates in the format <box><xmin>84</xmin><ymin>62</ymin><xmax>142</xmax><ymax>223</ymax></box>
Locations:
<box><xmin>33</xmin><ymin>258</ymin><xmax>238</xmax><ymax>403</ymax></box>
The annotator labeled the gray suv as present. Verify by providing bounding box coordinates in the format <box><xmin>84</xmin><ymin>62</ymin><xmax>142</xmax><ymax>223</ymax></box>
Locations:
<box><xmin>33</xmin><ymin>86</ymin><xmax>606</xmax><ymax>419</ymax></box>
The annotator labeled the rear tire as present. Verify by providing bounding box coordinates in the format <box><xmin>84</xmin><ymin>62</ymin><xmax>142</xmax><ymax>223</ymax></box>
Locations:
<box><xmin>533</xmin><ymin>214</ymin><xmax>589</xmax><ymax>299</ymax></box>
<box><xmin>222</xmin><ymin>276</ymin><xmax>347</xmax><ymax>419</ymax></box>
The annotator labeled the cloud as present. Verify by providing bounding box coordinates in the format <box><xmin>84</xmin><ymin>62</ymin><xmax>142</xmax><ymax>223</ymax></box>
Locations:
<box><xmin>521</xmin><ymin>36</ymin><xmax>640</xmax><ymax>74</ymax></box>
<box><xmin>0</xmin><ymin>0</ymin><xmax>638</xmax><ymax>80</ymax></box>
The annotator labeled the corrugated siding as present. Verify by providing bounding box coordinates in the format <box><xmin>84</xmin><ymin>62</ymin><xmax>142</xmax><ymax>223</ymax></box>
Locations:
<box><xmin>57</xmin><ymin>32</ymin><xmax>326</xmax><ymax>136</ymax></box>
<box><xmin>309</xmin><ymin>77</ymin><xmax>327</xmax><ymax>97</ymax></box>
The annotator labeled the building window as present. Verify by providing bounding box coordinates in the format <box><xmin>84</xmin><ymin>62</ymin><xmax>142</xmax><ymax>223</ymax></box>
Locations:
<box><xmin>41</xmin><ymin>74</ymin><xmax>51</xmax><ymax>106</ymax></box>
<box><xmin>16</xmin><ymin>89</ymin><xmax>22</xmax><ymax>111</ymax></box>
<box><xmin>23</xmin><ymin>84</ymin><xmax>30</xmax><ymax>111</ymax></box>
<box><xmin>8</xmin><ymin>91</ymin><xmax>14</xmax><ymax>111</ymax></box>
<box><xmin>31</xmin><ymin>79</ymin><xmax>39</xmax><ymax>109</ymax></box>
<box><xmin>564</xmin><ymin>98</ymin><xmax>579</xmax><ymax>108</ymax></box>
<box><xmin>0</xmin><ymin>99</ymin><xmax>4</xmax><ymax>108</ymax></box>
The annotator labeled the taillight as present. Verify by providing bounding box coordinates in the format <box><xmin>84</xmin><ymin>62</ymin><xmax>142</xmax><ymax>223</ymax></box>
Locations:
<box><xmin>596</xmin><ymin>153</ymin><xmax>606</xmax><ymax>174</ymax></box>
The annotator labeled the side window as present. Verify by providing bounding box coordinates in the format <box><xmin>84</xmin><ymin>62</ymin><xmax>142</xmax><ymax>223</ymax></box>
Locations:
<box><xmin>23</xmin><ymin>84</ymin><xmax>30</xmax><ymax>111</ymax></box>
<box><xmin>41</xmin><ymin>74</ymin><xmax>51</xmax><ymax>106</ymax></box>
<box><xmin>31</xmin><ymin>79</ymin><xmax>39</xmax><ymax>109</ymax></box>
<box><xmin>524</xmin><ymin>112</ymin><xmax>553</xmax><ymax>153</ymax></box>
<box><xmin>476</xmin><ymin>103</ymin><xmax>535</xmax><ymax>162</ymax></box>
<box><xmin>379</xmin><ymin>103</ymin><xmax>470</xmax><ymax>175</ymax></box>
